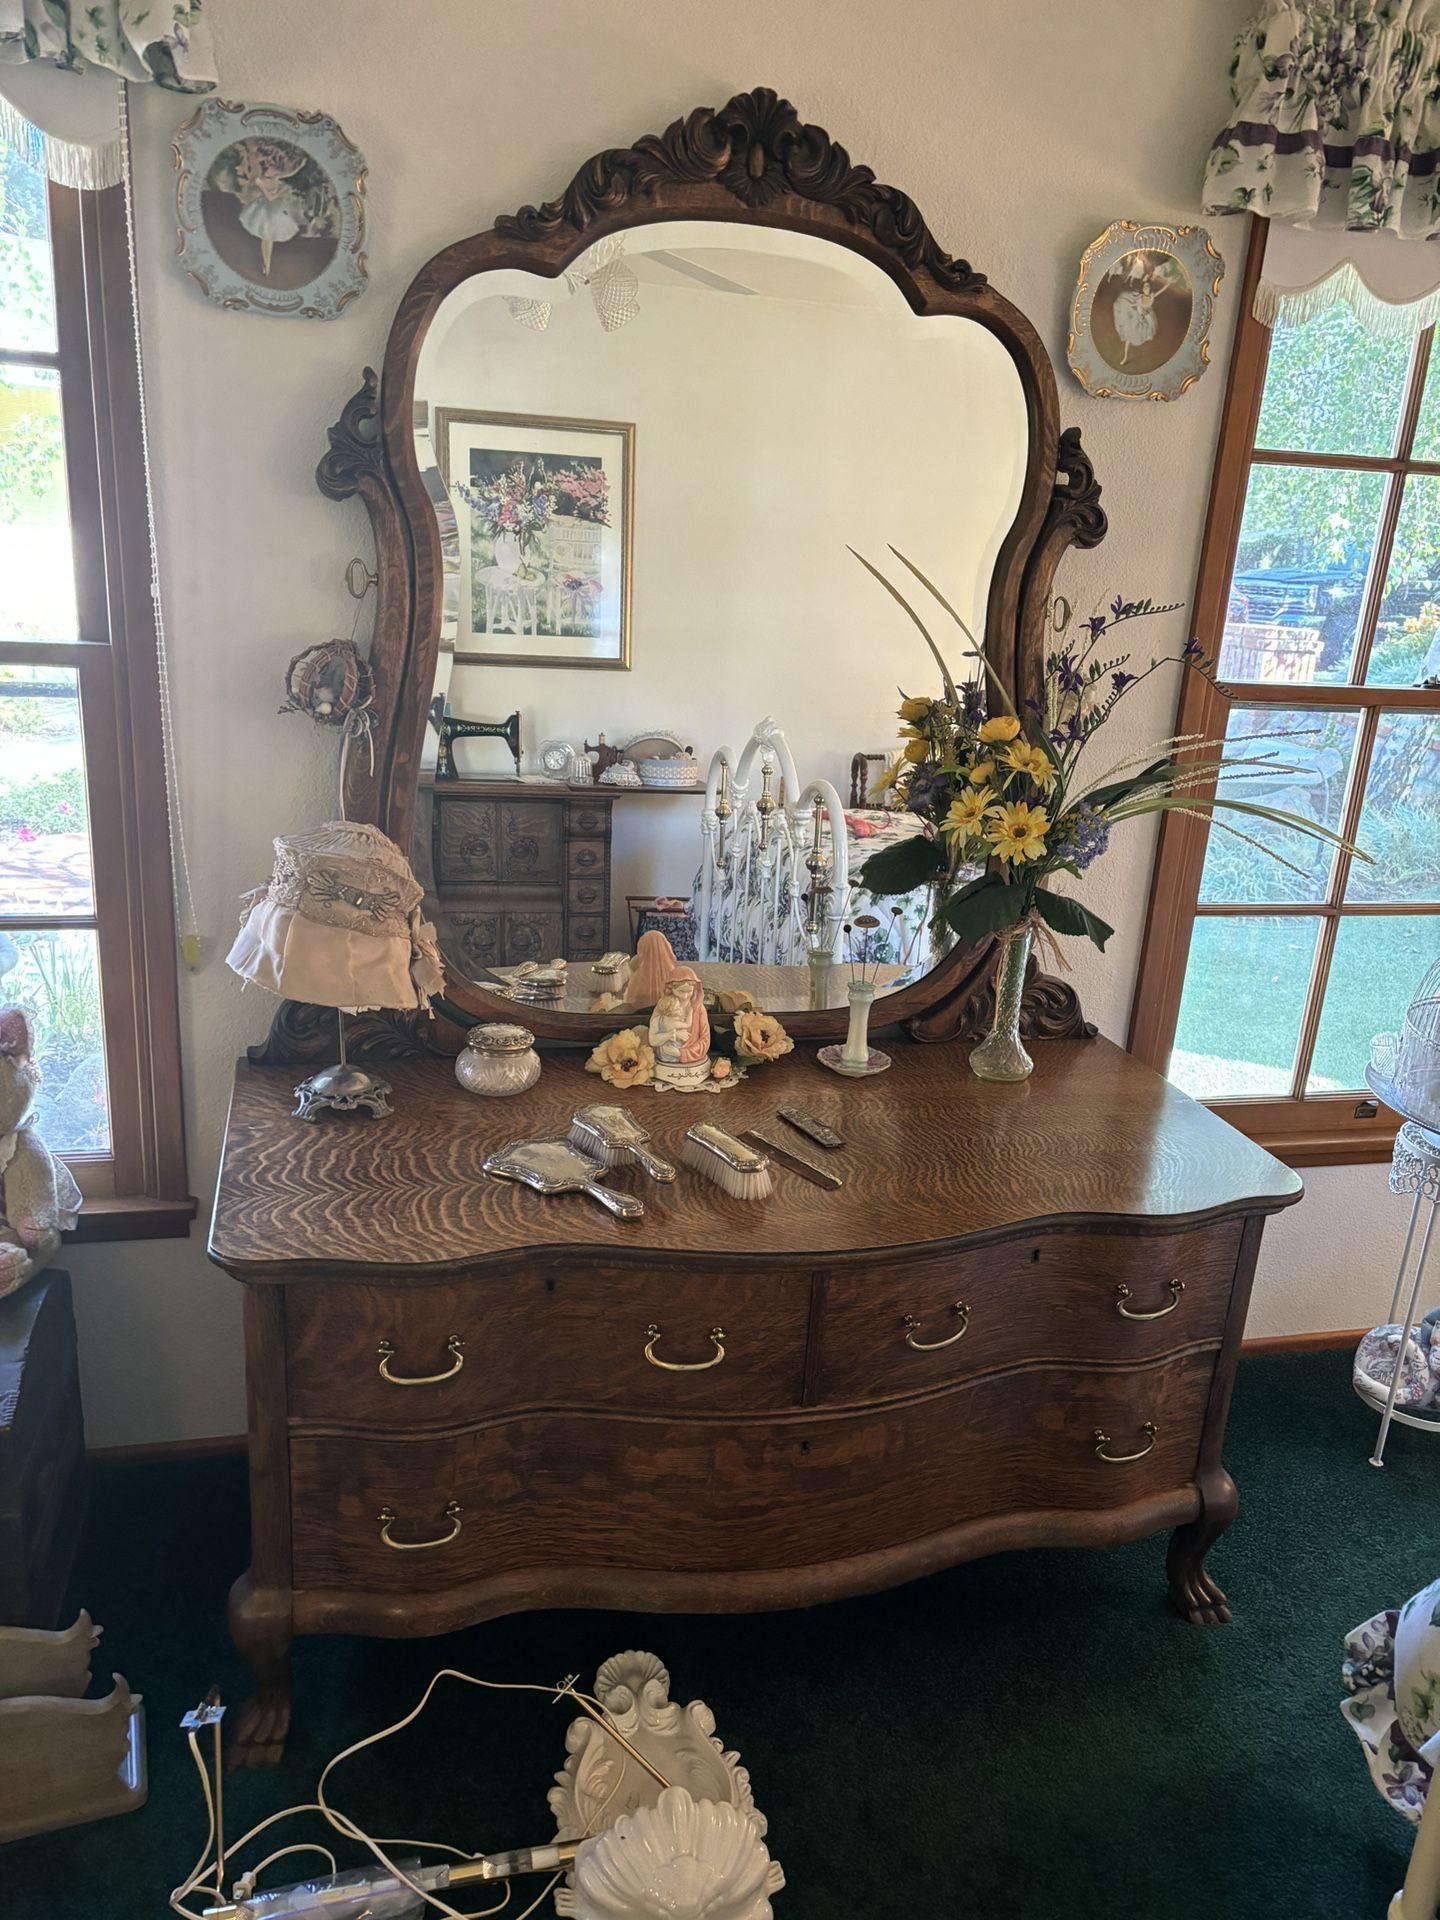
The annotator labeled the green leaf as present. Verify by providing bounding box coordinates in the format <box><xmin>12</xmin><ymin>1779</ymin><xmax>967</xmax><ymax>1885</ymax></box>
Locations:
<box><xmin>857</xmin><ymin>833</ymin><xmax>946</xmax><ymax>897</ymax></box>
<box><xmin>1079</xmin><ymin>757</ymin><xmax>1177</xmax><ymax>812</ymax></box>
<box><xmin>939</xmin><ymin>872</ymin><xmax>1025</xmax><ymax>948</ymax></box>
<box><xmin>1033</xmin><ymin>886</ymin><xmax>1114</xmax><ymax>951</ymax></box>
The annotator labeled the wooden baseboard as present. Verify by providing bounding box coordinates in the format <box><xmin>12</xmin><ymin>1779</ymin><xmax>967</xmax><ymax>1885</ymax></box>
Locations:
<box><xmin>86</xmin><ymin>1433</ymin><xmax>247</xmax><ymax>1467</ymax></box>
<box><xmin>1240</xmin><ymin>1325</ymin><xmax>1365</xmax><ymax>1356</ymax></box>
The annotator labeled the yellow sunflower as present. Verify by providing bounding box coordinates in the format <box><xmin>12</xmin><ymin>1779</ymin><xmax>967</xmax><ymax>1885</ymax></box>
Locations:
<box><xmin>1002</xmin><ymin>739</ymin><xmax>1057</xmax><ymax>790</ymax></box>
<box><xmin>986</xmin><ymin>800</ymin><xmax>1049</xmax><ymax>864</ymax></box>
<box><xmin>945</xmin><ymin>789</ymin><xmax>994</xmax><ymax>837</ymax></box>
<box><xmin>978</xmin><ymin>715</ymin><xmax>1022</xmax><ymax>744</ymax></box>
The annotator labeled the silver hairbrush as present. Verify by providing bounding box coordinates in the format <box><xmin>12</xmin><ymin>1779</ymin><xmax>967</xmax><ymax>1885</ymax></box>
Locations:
<box><xmin>568</xmin><ymin>1104</ymin><xmax>676</xmax><ymax>1183</ymax></box>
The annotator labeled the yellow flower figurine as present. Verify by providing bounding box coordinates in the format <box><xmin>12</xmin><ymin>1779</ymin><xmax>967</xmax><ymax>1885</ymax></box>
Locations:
<box><xmin>585</xmin><ymin>1025</ymin><xmax>656</xmax><ymax>1089</ymax></box>
<box><xmin>732</xmin><ymin>1009</ymin><xmax>794</xmax><ymax>1063</ymax></box>
<box><xmin>945</xmin><ymin>789</ymin><xmax>993</xmax><ymax>836</ymax></box>
<box><xmin>978</xmin><ymin>715</ymin><xmax>1022</xmax><ymax>744</ymax></box>
<box><xmin>986</xmin><ymin>800</ymin><xmax>1049</xmax><ymax>864</ymax></box>
<box><xmin>1003</xmin><ymin>739</ymin><xmax>1057</xmax><ymax>790</ymax></box>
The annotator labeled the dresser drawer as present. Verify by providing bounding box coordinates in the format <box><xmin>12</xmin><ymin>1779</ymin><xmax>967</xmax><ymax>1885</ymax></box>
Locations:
<box><xmin>566</xmin><ymin>801</ymin><xmax>608</xmax><ymax>837</ymax></box>
<box><xmin>817</xmin><ymin>1222</ymin><xmax>1241</xmax><ymax>1405</ymax></box>
<box><xmin>498</xmin><ymin>802</ymin><xmax>562</xmax><ymax>882</ymax></box>
<box><xmin>499</xmin><ymin>908</ymin><xmax>564</xmax><ymax>964</ymax></box>
<box><xmin>568</xmin><ymin>876</ymin><xmax>606</xmax><ymax>914</ymax></box>
<box><xmin>284</xmin><ymin>1268</ymin><xmax>811</xmax><ymax>1426</ymax></box>
<box><xmin>288</xmin><ymin>1351</ymin><xmax>1214</xmax><ymax>1594</ymax></box>
<box><xmin>567</xmin><ymin>839</ymin><xmax>607</xmax><ymax>877</ymax></box>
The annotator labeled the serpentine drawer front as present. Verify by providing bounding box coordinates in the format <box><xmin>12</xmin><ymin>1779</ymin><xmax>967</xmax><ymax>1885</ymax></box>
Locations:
<box><xmin>287</xmin><ymin>1349</ymin><xmax>1217</xmax><ymax>1594</ymax></box>
<box><xmin>284</xmin><ymin>1269</ymin><xmax>812</xmax><ymax>1425</ymax></box>
<box><xmin>817</xmin><ymin>1223</ymin><xmax>1242</xmax><ymax>1404</ymax></box>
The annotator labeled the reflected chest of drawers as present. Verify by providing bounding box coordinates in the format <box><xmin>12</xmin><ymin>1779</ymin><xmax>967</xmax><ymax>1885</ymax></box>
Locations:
<box><xmin>210</xmin><ymin>1037</ymin><xmax>1301</xmax><ymax>1766</ymax></box>
<box><xmin>417</xmin><ymin>776</ymin><xmax>616</xmax><ymax>970</ymax></box>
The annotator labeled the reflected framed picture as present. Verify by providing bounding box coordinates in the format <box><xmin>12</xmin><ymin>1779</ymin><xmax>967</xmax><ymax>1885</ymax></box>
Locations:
<box><xmin>1067</xmin><ymin>222</ymin><xmax>1224</xmax><ymax>401</ymax></box>
<box><xmin>437</xmin><ymin>408</ymin><xmax>634</xmax><ymax>670</ymax></box>
<box><xmin>172</xmin><ymin>101</ymin><xmax>367</xmax><ymax>321</ymax></box>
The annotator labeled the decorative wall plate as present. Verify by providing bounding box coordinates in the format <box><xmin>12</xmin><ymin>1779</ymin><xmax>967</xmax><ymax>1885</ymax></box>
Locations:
<box><xmin>173</xmin><ymin>101</ymin><xmax>367</xmax><ymax>321</ymax></box>
<box><xmin>1067</xmin><ymin>222</ymin><xmax>1224</xmax><ymax>401</ymax></box>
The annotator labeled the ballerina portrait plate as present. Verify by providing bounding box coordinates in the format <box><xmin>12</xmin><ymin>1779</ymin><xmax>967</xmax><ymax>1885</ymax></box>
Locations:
<box><xmin>173</xmin><ymin>101</ymin><xmax>367</xmax><ymax>321</ymax></box>
<box><xmin>1068</xmin><ymin>221</ymin><xmax>1224</xmax><ymax>401</ymax></box>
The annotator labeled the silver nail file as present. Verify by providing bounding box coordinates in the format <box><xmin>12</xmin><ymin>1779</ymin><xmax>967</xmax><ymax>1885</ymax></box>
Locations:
<box><xmin>740</xmin><ymin>1128</ymin><xmax>845</xmax><ymax>1190</ymax></box>
<box><xmin>776</xmin><ymin>1105</ymin><xmax>845</xmax><ymax>1150</ymax></box>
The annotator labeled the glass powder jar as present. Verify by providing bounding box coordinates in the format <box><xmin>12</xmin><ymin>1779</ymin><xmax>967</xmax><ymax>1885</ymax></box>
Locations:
<box><xmin>455</xmin><ymin>1022</ymin><xmax>541</xmax><ymax>1098</ymax></box>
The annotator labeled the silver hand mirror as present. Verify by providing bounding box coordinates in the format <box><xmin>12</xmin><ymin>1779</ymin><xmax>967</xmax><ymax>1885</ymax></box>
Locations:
<box><xmin>482</xmin><ymin>1139</ymin><xmax>645</xmax><ymax>1220</ymax></box>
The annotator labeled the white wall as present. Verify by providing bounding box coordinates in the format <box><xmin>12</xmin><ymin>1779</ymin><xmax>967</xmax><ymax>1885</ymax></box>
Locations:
<box><xmin>424</xmin><ymin>251</ymin><xmax>1025</xmax><ymax>921</ymax></box>
<box><xmin>61</xmin><ymin>0</ymin><xmax>1406</xmax><ymax>1449</ymax></box>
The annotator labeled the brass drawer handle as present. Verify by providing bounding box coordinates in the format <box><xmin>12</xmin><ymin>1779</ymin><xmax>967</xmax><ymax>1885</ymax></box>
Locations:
<box><xmin>1093</xmin><ymin>1422</ymin><xmax>1158</xmax><ymax>1464</ymax></box>
<box><xmin>376</xmin><ymin>1335</ymin><xmax>465</xmax><ymax>1386</ymax></box>
<box><xmin>903</xmin><ymin>1301</ymin><xmax>970</xmax><ymax>1350</ymax></box>
<box><xmin>377</xmin><ymin>1500</ymin><xmax>463</xmax><ymax>1551</ymax></box>
<box><xmin>1115</xmin><ymin>1280</ymin><xmax>1184</xmax><ymax>1321</ymax></box>
<box><xmin>644</xmin><ymin>1324</ymin><xmax>726</xmax><ymax>1371</ymax></box>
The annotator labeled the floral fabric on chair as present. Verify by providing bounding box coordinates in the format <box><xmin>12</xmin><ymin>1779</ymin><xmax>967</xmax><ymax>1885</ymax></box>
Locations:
<box><xmin>1343</xmin><ymin>1574</ymin><xmax>1440</xmax><ymax>1823</ymax></box>
<box><xmin>1204</xmin><ymin>2</ymin><xmax>1440</xmax><ymax>237</ymax></box>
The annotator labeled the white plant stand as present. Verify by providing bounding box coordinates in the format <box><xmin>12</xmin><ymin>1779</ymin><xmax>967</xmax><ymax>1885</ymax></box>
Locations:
<box><xmin>1358</xmin><ymin>1120</ymin><xmax>1440</xmax><ymax>1467</ymax></box>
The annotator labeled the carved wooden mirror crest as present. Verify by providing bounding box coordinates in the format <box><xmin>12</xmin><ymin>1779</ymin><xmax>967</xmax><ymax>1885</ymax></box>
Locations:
<box><xmin>272</xmin><ymin>88</ymin><xmax>1106</xmax><ymax>1065</ymax></box>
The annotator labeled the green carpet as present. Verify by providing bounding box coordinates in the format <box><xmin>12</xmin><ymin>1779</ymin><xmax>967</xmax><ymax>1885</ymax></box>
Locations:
<box><xmin>2</xmin><ymin>1349</ymin><xmax>1434</xmax><ymax>1919</ymax></box>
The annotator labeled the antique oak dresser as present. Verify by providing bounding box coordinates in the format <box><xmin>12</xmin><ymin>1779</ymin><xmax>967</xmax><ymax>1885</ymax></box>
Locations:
<box><xmin>210</xmin><ymin>1037</ymin><xmax>1300</xmax><ymax>1763</ymax></box>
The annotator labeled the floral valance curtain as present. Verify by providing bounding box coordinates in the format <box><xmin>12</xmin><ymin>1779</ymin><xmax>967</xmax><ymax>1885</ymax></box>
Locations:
<box><xmin>0</xmin><ymin>2</ymin><xmax>216</xmax><ymax>187</ymax></box>
<box><xmin>1204</xmin><ymin>1</ymin><xmax>1440</xmax><ymax>237</ymax></box>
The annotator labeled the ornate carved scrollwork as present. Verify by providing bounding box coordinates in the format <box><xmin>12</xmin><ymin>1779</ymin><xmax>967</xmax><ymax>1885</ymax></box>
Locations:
<box><xmin>1047</xmin><ymin>425</ymin><xmax>1107</xmax><ymax>552</ymax></box>
<box><xmin>248</xmin><ymin>997</ymin><xmax>468</xmax><ymax>1066</ymax></box>
<box><xmin>906</xmin><ymin>947</ymin><xmax>1096</xmax><ymax>1044</ymax></box>
<box><xmin>316</xmin><ymin>366</ymin><xmax>383</xmax><ymax>501</ymax></box>
<box><xmin>495</xmin><ymin>87</ymin><xmax>985</xmax><ymax>293</ymax></box>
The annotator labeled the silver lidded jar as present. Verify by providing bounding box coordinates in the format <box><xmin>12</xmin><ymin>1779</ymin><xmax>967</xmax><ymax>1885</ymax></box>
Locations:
<box><xmin>455</xmin><ymin>1022</ymin><xmax>541</xmax><ymax>1098</ymax></box>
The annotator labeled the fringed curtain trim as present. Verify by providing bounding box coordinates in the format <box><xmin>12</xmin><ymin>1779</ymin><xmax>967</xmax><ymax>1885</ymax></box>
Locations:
<box><xmin>1252</xmin><ymin>218</ymin><xmax>1440</xmax><ymax>337</ymax></box>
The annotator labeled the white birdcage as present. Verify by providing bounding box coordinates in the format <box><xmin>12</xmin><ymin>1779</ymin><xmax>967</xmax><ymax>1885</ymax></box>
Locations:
<box><xmin>1369</xmin><ymin>957</ymin><xmax>1440</xmax><ymax>1134</ymax></box>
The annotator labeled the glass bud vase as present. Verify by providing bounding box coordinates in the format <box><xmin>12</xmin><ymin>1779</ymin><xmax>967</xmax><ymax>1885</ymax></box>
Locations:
<box><xmin>842</xmin><ymin>979</ymin><xmax>876</xmax><ymax>1070</ymax></box>
<box><xmin>969</xmin><ymin>928</ymin><xmax>1033</xmax><ymax>1083</ymax></box>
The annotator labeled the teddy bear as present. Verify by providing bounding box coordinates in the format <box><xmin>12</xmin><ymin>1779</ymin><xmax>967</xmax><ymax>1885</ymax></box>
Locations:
<box><xmin>0</xmin><ymin>1007</ymin><xmax>83</xmax><ymax>1301</ymax></box>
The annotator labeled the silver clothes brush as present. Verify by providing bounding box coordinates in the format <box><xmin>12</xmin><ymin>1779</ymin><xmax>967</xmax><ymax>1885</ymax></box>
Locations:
<box><xmin>568</xmin><ymin>1104</ymin><xmax>677</xmax><ymax>1182</ymax></box>
<box><xmin>680</xmin><ymin>1123</ymin><xmax>773</xmax><ymax>1201</ymax></box>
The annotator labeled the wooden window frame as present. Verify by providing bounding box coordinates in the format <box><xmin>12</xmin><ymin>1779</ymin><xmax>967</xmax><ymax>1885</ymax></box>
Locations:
<box><xmin>1130</xmin><ymin>216</ymin><xmax>1440</xmax><ymax>1168</ymax></box>
<box><xmin>1</xmin><ymin>179</ymin><xmax>193</xmax><ymax>1238</ymax></box>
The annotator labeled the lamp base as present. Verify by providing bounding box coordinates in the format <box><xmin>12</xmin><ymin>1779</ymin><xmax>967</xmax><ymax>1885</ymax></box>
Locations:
<box><xmin>292</xmin><ymin>1062</ymin><xmax>393</xmax><ymax>1122</ymax></box>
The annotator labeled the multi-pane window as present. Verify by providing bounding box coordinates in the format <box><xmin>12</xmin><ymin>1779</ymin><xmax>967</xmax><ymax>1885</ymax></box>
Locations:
<box><xmin>1133</xmin><ymin>224</ymin><xmax>1440</xmax><ymax>1164</ymax></box>
<box><xmin>0</xmin><ymin>118</ymin><xmax>189</xmax><ymax>1224</ymax></box>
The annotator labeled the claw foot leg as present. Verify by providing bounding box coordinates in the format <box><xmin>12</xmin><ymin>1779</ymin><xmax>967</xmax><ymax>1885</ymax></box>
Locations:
<box><xmin>227</xmin><ymin>1573</ymin><xmax>292</xmax><ymax>1769</ymax></box>
<box><xmin>1166</xmin><ymin>1469</ymin><xmax>1237</xmax><ymax>1628</ymax></box>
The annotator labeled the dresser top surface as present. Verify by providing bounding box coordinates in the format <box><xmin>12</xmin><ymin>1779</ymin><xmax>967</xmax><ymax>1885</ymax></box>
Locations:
<box><xmin>209</xmin><ymin>1037</ymin><xmax>1301</xmax><ymax>1279</ymax></box>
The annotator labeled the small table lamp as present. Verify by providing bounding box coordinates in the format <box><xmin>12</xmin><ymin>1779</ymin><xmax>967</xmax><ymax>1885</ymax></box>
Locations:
<box><xmin>228</xmin><ymin>821</ymin><xmax>445</xmax><ymax>1120</ymax></box>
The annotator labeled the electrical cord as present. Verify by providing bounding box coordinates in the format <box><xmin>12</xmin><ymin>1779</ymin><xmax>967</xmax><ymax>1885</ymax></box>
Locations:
<box><xmin>169</xmin><ymin>1668</ymin><xmax>643</xmax><ymax>1920</ymax></box>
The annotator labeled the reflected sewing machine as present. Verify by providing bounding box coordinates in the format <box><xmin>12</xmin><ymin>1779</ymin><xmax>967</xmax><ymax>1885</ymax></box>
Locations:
<box><xmin>431</xmin><ymin>699</ymin><xmax>522</xmax><ymax>781</ymax></box>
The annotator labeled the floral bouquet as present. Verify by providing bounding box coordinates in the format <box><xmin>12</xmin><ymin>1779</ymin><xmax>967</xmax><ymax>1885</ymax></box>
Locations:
<box><xmin>453</xmin><ymin>461</ymin><xmax>554</xmax><ymax>571</ymax></box>
<box><xmin>850</xmin><ymin>547</ymin><xmax>1367</xmax><ymax>1077</ymax></box>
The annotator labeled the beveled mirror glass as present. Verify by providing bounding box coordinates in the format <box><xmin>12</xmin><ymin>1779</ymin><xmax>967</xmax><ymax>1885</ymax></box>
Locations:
<box><xmin>409</xmin><ymin>221</ymin><xmax>1028</xmax><ymax>1018</ymax></box>
<box><xmin>318</xmin><ymin>91</ymin><xmax>1104</xmax><ymax>1044</ymax></box>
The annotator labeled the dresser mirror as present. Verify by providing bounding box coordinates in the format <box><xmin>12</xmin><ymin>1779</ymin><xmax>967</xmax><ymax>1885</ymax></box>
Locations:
<box><xmin>316</xmin><ymin>90</ymin><xmax>1106</xmax><ymax>1042</ymax></box>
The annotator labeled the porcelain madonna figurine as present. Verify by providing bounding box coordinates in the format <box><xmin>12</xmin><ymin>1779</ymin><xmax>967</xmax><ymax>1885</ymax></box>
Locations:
<box><xmin>649</xmin><ymin>969</ymin><xmax>712</xmax><ymax>1091</ymax></box>
<box><xmin>623</xmin><ymin>930</ymin><xmax>680</xmax><ymax>1009</ymax></box>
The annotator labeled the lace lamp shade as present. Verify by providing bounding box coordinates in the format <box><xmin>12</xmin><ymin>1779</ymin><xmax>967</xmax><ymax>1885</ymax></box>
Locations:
<box><xmin>227</xmin><ymin>821</ymin><xmax>444</xmax><ymax>1014</ymax></box>
<box><xmin>1368</xmin><ymin>958</ymin><xmax>1440</xmax><ymax>1134</ymax></box>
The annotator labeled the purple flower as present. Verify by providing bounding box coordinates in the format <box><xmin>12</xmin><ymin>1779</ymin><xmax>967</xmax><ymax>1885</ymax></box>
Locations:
<box><xmin>1058</xmin><ymin>803</ymin><xmax>1111</xmax><ymax>871</ymax></box>
<box><xmin>1183</xmin><ymin>637</ymin><xmax>1205</xmax><ymax>660</ymax></box>
<box><xmin>1055</xmin><ymin>653</ymin><xmax>1084</xmax><ymax>696</ymax></box>
<box><xmin>1111</xmin><ymin>670</ymin><xmax>1136</xmax><ymax>693</ymax></box>
<box><xmin>1023</xmin><ymin>696</ymin><xmax>1043</xmax><ymax>715</ymax></box>
<box><xmin>1083</xmin><ymin>614</ymin><xmax>1108</xmax><ymax>639</ymax></box>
